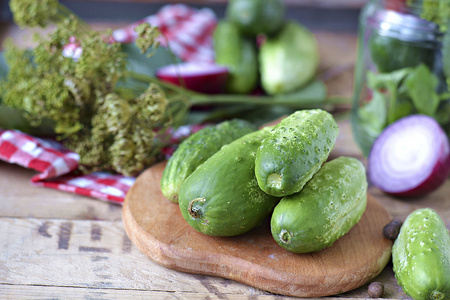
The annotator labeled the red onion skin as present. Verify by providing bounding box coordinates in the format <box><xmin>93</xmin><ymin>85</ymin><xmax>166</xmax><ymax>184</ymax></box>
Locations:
<box><xmin>385</xmin><ymin>150</ymin><xmax>450</xmax><ymax>198</ymax></box>
<box><xmin>156</xmin><ymin>63</ymin><xmax>229</xmax><ymax>94</ymax></box>
<box><xmin>158</xmin><ymin>72</ymin><xmax>228</xmax><ymax>94</ymax></box>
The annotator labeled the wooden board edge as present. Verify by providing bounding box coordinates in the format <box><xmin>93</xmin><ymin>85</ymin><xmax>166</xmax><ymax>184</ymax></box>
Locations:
<box><xmin>122</xmin><ymin>186</ymin><xmax>393</xmax><ymax>297</ymax></box>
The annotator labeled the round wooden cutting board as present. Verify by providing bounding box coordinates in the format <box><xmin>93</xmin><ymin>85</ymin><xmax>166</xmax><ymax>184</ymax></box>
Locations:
<box><xmin>122</xmin><ymin>161</ymin><xmax>393</xmax><ymax>298</ymax></box>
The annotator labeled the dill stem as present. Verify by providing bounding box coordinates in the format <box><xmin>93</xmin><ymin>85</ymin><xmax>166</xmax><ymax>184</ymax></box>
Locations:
<box><xmin>123</xmin><ymin>71</ymin><xmax>350</xmax><ymax>109</ymax></box>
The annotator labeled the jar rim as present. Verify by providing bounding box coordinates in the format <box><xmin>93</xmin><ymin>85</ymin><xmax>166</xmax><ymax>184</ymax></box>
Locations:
<box><xmin>381</xmin><ymin>0</ymin><xmax>450</xmax><ymax>30</ymax></box>
<box><xmin>368</xmin><ymin>9</ymin><xmax>440</xmax><ymax>42</ymax></box>
<box><xmin>369</xmin><ymin>9</ymin><xmax>439</xmax><ymax>31</ymax></box>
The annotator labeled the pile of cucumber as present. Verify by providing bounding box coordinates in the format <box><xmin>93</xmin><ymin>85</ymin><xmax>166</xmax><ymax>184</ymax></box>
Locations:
<box><xmin>213</xmin><ymin>0</ymin><xmax>319</xmax><ymax>96</ymax></box>
<box><xmin>161</xmin><ymin>109</ymin><xmax>368</xmax><ymax>254</ymax></box>
<box><xmin>160</xmin><ymin>109</ymin><xmax>450</xmax><ymax>297</ymax></box>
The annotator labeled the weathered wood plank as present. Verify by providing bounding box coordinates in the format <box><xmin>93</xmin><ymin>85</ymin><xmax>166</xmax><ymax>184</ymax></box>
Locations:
<box><xmin>0</xmin><ymin>217</ymin><xmax>405</xmax><ymax>298</ymax></box>
<box><xmin>317</xmin><ymin>32</ymin><xmax>358</xmax><ymax>99</ymax></box>
<box><xmin>0</xmin><ymin>284</ymin><xmax>359</xmax><ymax>300</ymax></box>
<box><xmin>0</xmin><ymin>217</ymin><xmax>273</xmax><ymax>295</ymax></box>
<box><xmin>0</xmin><ymin>161</ymin><xmax>123</xmax><ymax>220</ymax></box>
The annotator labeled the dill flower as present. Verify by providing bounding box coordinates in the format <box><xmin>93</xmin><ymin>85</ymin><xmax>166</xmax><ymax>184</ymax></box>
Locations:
<box><xmin>135</xmin><ymin>23</ymin><xmax>161</xmax><ymax>57</ymax></box>
<box><xmin>1</xmin><ymin>16</ymin><xmax>127</xmax><ymax>137</ymax></box>
<box><xmin>99</xmin><ymin>85</ymin><xmax>170</xmax><ymax>176</ymax></box>
<box><xmin>0</xmin><ymin>0</ymin><xmax>180</xmax><ymax>175</ymax></box>
<box><xmin>68</xmin><ymin>85</ymin><xmax>172</xmax><ymax>176</ymax></box>
<box><xmin>9</xmin><ymin>0</ymin><xmax>60</xmax><ymax>28</ymax></box>
<box><xmin>9</xmin><ymin>0</ymin><xmax>85</xmax><ymax>29</ymax></box>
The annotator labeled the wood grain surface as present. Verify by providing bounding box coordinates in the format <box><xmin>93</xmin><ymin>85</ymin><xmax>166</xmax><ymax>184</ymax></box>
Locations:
<box><xmin>122</xmin><ymin>161</ymin><xmax>393</xmax><ymax>298</ymax></box>
<box><xmin>3</xmin><ymin>120</ymin><xmax>450</xmax><ymax>299</ymax></box>
<box><xmin>1</xmin><ymin>19</ymin><xmax>449</xmax><ymax>299</ymax></box>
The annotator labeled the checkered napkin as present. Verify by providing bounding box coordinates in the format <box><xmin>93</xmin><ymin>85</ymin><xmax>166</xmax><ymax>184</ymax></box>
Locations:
<box><xmin>112</xmin><ymin>4</ymin><xmax>217</xmax><ymax>63</ymax></box>
<box><xmin>0</xmin><ymin>125</ymin><xmax>205</xmax><ymax>203</ymax></box>
<box><xmin>0</xmin><ymin>4</ymin><xmax>217</xmax><ymax>204</ymax></box>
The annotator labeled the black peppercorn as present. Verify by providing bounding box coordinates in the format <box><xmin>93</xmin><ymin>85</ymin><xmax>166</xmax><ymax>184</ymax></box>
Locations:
<box><xmin>368</xmin><ymin>281</ymin><xmax>384</xmax><ymax>298</ymax></box>
<box><xmin>383</xmin><ymin>218</ymin><xmax>403</xmax><ymax>241</ymax></box>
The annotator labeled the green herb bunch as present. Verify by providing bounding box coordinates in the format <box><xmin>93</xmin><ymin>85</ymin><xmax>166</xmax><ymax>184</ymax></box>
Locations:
<box><xmin>1</xmin><ymin>0</ymin><xmax>175</xmax><ymax>175</ymax></box>
<box><xmin>10</xmin><ymin>0</ymin><xmax>69</xmax><ymax>28</ymax></box>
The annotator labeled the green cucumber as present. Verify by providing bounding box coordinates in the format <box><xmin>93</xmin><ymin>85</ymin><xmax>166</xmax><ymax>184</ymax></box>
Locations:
<box><xmin>270</xmin><ymin>156</ymin><xmax>368</xmax><ymax>253</ymax></box>
<box><xmin>213</xmin><ymin>20</ymin><xmax>259</xmax><ymax>94</ymax></box>
<box><xmin>392</xmin><ymin>208</ymin><xmax>450</xmax><ymax>300</ymax></box>
<box><xmin>259</xmin><ymin>21</ymin><xmax>319</xmax><ymax>95</ymax></box>
<box><xmin>178</xmin><ymin>127</ymin><xmax>280</xmax><ymax>236</ymax></box>
<box><xmin>161</xmin><ymin>119</ymin><xmax>257</xmax><ymax>203</ymax></box>
<box><xmin>255</xmin><ymin>109</ymin><xmax>339</xmax><ymax>197</ymax></box>
<box><xmin>369</xmin><ymin>31</ymin><xmax>436</xmax><ymax>73</ymax></box>
<box><xmin>226</xmin><ymin>0</ymin><xmax>285</xmax><ymax>37</ymax></box>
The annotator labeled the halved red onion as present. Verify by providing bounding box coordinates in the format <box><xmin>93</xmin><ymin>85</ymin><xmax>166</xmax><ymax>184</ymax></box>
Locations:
<box><xmin>368</xmin><ymin>115</ymin><xmax>450</xmax><ymax>197</ymax></box>
<box><xmin>156</xmin><ymin>62</ymin><xmax>229</xmax><ymax>94</ymax></box>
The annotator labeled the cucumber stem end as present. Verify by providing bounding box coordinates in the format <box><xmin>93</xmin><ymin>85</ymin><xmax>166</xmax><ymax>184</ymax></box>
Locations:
<box><xmin>187</xmin><ymin>197</ymin><xmax>206</xmax><ymax>219</ymax></box>
<box><xmin>430</xmin><ymin>291</ymin><xmax>445</xmax><ymax>300</ymax></box>
<box><xmin>267</xmin><ymin>173</ymin><xmax>283</xmax><ymax>189</ymax></box>
<box><xmin>280</xmin><ymin>229</ymin><xmax>292</xmax><ymax>244</ymax></box>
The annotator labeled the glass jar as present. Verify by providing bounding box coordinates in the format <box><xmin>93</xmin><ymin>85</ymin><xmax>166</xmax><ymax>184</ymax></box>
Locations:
<box><xmin>351</xmin><ymin>0</ymin><xmax>450</xmax><ymax>156</ymax></box>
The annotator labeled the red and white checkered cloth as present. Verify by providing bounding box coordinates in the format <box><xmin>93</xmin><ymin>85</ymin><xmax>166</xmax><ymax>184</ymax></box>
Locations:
<box><xmin>0</xmin><ymin>4</ymin><xmax>217</xmax><ymax>204</ymax></box>
<box><xmin>112</xmin><ymin>4</ymin><xmax>217</xmax><ymax>63</ymax></box>
<box><xmin>0</xmin><ymin>125</ymin><xmax>205</xmax><ymax>204</ymax></box>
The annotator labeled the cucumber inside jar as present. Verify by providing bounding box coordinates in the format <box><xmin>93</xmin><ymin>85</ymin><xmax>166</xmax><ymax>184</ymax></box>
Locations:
<box><xmin>368</xmin><ymin>9</ymin><xmax>439</xmax><ymax>73</ymax></box>
<box><xmin>369</xmin><ymin>30</ymin><xmax>437</xmax><ymax>73</ymax></box>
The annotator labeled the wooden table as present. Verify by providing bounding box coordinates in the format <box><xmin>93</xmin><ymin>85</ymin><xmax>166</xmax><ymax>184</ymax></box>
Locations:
<box><xmin>1</xmin><ymin>23</ymin><xmax>449</xmax><ymax>300</ymax></box>
<box><xmin>3</xmin><ymin>119</ymin><xmax>450</xmax><ymax>299</ymax></box>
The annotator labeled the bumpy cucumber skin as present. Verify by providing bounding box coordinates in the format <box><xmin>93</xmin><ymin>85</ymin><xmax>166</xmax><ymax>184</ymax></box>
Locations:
<box><xmin>178</xmin><ymin>127</ymin><xmax>280</xmax><ymax>236</ymax></box>
<box><xmin>161</xmin><ymin>119</ymin><xmax>257</xmax><ymax>203</ymax></box>
<box><xmin>392</xmin><ymin>208</ymin><xmax>450</xmax><ymax>300</ymax></box>
<box><xmin>213</xmin><ymin>20</ymin><xmax>259</xmax><ymax>94</ymax></box>
<box><xmin>255</xmin><ymin>109</ymin><xmax>339</xmax><ymax>197</ymax></box>
<box><xmin>270</xmin><ymin>157</ymin><xmax>368</xmax><ymax>253</ymax></box>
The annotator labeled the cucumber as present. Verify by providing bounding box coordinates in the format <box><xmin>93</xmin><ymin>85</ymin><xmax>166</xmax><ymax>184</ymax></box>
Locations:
<box><xmin>392</xmin><ymin>208</ymin><xmax>450</xmax><ymax>300</ymax></box>
<box><xmin>270</xmin><ymin>156</ymin><xmax>368</xmax><ymax>253</ymax></box>
<box><xmin>161</xmin><ymin>119</ymin><xmax>257</xmax><ymax>203</ymax></box>
<box><xmin>259</xmin><ymin>21</ymin><xmax>319</xmax><ymax>95</ymax></box>
<box><xmin>178</xmin><ymin>127</ymin><xmax>280</xmax><ymax>236</ymax></box>
<box><xmin>255</xmin><ymin>109</ymin><xmax>339</xmax><ymax>197</ymax></box>
<box><xmin>213</xmin><ymin>20</ymin><xmax>259</xmax><ymax>94</ymax></box>
<box><xmin>369</xmin><ymin>31</ymin><xmax>436</xmax><ymax>73</ymax></box>
<box><xmin>226</xmin><ymin>0</ymin><xmax>285</xmax><ymax>37</ymax></box>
